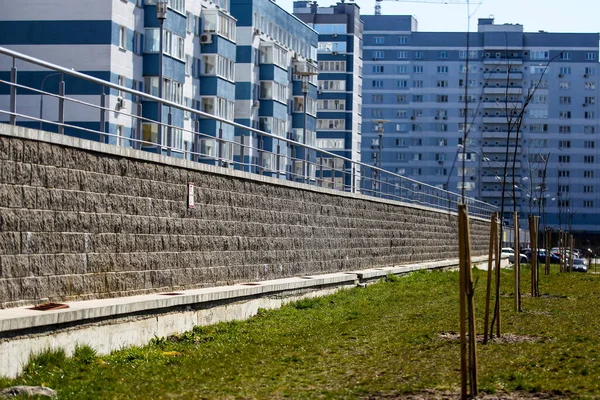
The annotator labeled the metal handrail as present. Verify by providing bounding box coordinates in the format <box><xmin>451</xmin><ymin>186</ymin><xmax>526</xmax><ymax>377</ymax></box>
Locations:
<box><xmin>0</xmin><ymin>45</ymin><xmax>496</xmax><ymax>218</ymax></box>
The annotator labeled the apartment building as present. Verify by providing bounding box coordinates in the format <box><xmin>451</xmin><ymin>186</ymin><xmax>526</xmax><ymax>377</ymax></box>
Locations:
<box><xmin>0</xmin><ymin>0</ymin><xmax>317</xmax><ymax>171</ymax></box>
<box><xmin>362</xmin><ymin>16</ymin><xmax>600</xmax><ymax>232</ymax></box>
<box><xmin>293</xmin><ymin>0</ymin><xmax>363</xmax><ymax>190</ymax></box>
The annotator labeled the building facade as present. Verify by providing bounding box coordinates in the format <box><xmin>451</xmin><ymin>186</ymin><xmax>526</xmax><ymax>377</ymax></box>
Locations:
<box><xmin>362</xmin><ymin>16</ymin><xmax>600</xmax><ymax>232</ymax></box>
<box><xmin>0</xmin><ymin>0</ymin><xmax>317</xmax><ymax>172</ymax></box>
<box><xmin>293</xmin><ymin>0</ymin><xmax>363</xmax><ymax>190</ymax></box>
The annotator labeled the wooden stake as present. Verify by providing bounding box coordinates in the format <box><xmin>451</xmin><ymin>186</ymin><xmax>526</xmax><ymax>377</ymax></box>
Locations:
<box><xmin>484</xmin><ymin>212</ymin><xmax>497</xmax><ymax>344</ymax></box>
<box><xmin>458</xmin><ymin>205</ymin><xmax>468</xmax><ymax>400</ymax></box>
<box><xmin>545</xmin><ymin>228</ymin><xmax>551</xmax><ymax>275</ymax></box>
<box><xmin>558</xmin><ymin>230</ymin><xmax>563</xmax><ymax>273</ymax></box>
<box><xmin>569</xmin><ymin>234</ymin><xmax>574</xmax><ymax>273</ymax></box>
<box><xmin>528</xmin><ymin>215</ymin><xmax>539</xmax><ymax>297</ymax></box>
<box><xmin>458</xmin><ymin>204</ymin><xmax>478</xmax><ymax>399</ymax></box>
<box><xmin>513</xmin><ymin>212</ymin><xmax>520</xmax><ymax>312</ymax></box>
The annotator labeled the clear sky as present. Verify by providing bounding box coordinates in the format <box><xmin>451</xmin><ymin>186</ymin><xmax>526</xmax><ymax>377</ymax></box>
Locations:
<box><xmin>278</xmin><ymin>0</ymin><xmax>600</xmax><ymax>34</ymax></box>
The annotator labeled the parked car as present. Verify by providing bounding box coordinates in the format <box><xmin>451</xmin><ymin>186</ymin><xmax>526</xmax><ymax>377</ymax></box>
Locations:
<box><xmin>501</xmin><ymin>248</ymin><xmax>528</xmax><ymax>264</ymax></box>
<box><xmin>572</xmin><ymin>258</ymin><xmax>588</xmax><ymax>273</ymax></box>
<box><xmin>524</xmin><ymin>249</ymin><xmax>561</xmax><ymax>264</ymax></box>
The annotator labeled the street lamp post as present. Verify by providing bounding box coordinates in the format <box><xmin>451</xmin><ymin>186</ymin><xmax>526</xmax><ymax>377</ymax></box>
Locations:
<box><xmin>39</xmin><ymin>72</ymin><xmax>63</xmax><ymax>130</ymax></box>
<box><xmin>156</xmin><ymin>1</ymin><xmax>168</xmax><ymax>150</ymax></box>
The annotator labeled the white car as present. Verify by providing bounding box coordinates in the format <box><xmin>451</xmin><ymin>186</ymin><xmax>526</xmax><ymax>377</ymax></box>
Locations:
<box><xmin>501</xmin><ymin>248</ymin><xmax>528</xmax><ymax>264</ymax></box>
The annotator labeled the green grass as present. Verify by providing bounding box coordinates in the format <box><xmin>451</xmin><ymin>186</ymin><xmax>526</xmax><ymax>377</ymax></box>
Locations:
<box><xmin>1</xmin><ymin>266</ymin><xmax>600</xmax><ymax>399</ymax></box>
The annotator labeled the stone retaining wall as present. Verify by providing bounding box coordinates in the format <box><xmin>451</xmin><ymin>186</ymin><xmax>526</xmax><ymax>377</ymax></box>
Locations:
<box><xmin>0</xmin><ymin>126</ymin><xmax>491</xmax><ymax>308</ymax></box>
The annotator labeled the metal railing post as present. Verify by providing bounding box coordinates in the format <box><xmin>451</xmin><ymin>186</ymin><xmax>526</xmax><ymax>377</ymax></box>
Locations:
<box><xmin>218</xmin><ymin>121</ymin><xmax>223</xmax><ymax>167</ymax></box>
<box><xmin>135</xmin><ymin>103</ymin><xmax>143</xmax><ymax>150</ymax></box>
<box><xmin>256</xmin><ymin>135</ymin><xmax>263</xmax><ymax>175</ymax></box>
<box><xmin>276</xmin><ymin>143</ymin><xmax>281</xmax><ymax>178</ymax></box>
<box><xmin>166</xmin><ymin>109</ymin><xmax>172</xmax><ymax>157</ymax></box>
<box><xmin>319</xmin><ymin>157</ymin><xmax>324</xmax><ymax>187</ymax></box>
<box><xmin>99</xmin><ymin>89</ymin><xmax>106</xmax><ymax>142</ymax></box>
<box><xmin>57</xmin><ymin>74</ymin><xmax>65</xmax><ymax>134</ymax></box>
<box><xmin>239</xmin><ymin>129</ymin><xmax>245</xmax><ymax>171</ymax></box>
<box><xmin>9</xmin><ymin>60</ymin><xmax>17</xmax><ymax>125</ymax></box>
<box><xmin>193</xmin><ymin>119</ymin><xmax>200</xmax><ymax>163</ymax></box>
<box><xmin>351</xmin><ymin>164</ymin><xmax>356</xmax><ymax>193</ymax></box>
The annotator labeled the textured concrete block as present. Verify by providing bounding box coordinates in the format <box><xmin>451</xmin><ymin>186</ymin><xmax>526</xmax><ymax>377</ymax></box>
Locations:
<box><xmin>0</xmin><ymin>255</ymin><xmax>31</xmax><ymax>278</ymax></box>
<box><xmin>0</xmin><ymin>233</ymin><xmax>21</xmax><ymax>255</ymax></box>
<box><xmin>55</xmin><ymin>254</ymin><xmax>87</xmax><ymax>275</ymax></box>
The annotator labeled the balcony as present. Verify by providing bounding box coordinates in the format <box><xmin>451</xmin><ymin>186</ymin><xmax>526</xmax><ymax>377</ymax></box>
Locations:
<box><xmin>482</xmin><ymin>101</ymin><xmax>523</xmax><ymax>110</ymax></box>
<box><xmin>482</xmin><ymin>145</ymin><xmax>522</xmax><ymax>154</ymax></box>
<box><xmin>482</xmin><ymin>131</ymin><xmax>513</xmax><ymax>139</ymax></box>
<box><xmin>486</xmin><ymin>72</ymin><xmax>523</xmax><ymax>80</ymax></box>
<box><xmin>483</xmin><ymin>87</ymin><xmax>523</xmax><ymax>95</ymax></box>
<box><xmin>480</xmin><ymin>190</ymin><xmax>522</xmax><ymax>198</ymax></box>
<box><xmin>480</xmin><ymin>160</ymin><xmax>522</xmax><ymax>169</ymax></box>
<box><xmin>482</xmin><ymin>116</ymin><xmax>509</xmax><ymax>124</ymax></box>
<box><xmin>483</xmin><ymin>58</ymin><xmax>523</xmax><ymax>66</ymax></box>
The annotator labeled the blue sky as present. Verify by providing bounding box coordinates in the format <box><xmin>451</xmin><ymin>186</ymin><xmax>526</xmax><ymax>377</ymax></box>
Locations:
<box><xmin>278</xmin><ymin>0</ymin><xmax>600</xmax><ymax>33</ymax></box>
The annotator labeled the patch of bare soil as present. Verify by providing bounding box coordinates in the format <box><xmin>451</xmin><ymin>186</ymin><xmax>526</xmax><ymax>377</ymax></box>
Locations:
<box><xmin>438</xmin><ymin>332</ymin><xmax>541</xmax><ymax>344</ymax></box>
<box><xmin>365</xmin><ymin>389</ymin><xmax>568</xmax><ymax>399</ymax></box>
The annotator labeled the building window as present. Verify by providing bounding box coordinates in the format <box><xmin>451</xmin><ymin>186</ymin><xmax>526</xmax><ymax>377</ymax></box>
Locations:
<box><xmin>559</xmin><ymin>111</ymin><xmax>571</xmax><ymax>119</ymax></box>
<box><xmin>372</xmin><ymin>94</ymin><xmax>383</xmax><ymax>103</ymax></box>
<box><xmin>585</xmin><ymin>111</ymin><xmax>596</xmax><ymax>119</ymax></box>
<box><xmin>317</xmin><ymin>119</ymin><xmax>345</xmax><ymax>130</ymax></box>
<box><xmin>412</xmin><ymin>80</ymin><xmax>423</xmax><ymax>88</ymax></box>
<box><xmin>372</xmin><ymin>80</ymin><xmax>383</xmax><ymax>88</ymax></box>
<box><xmin>398</xmin><ymin>36</ymin><xmax>408</xmax><ymax>44</ymax></box>
<box><xmin>414</xmin><ymin>51</ymin><xmax>424</xmax><ymax>59</ymax></box>
<box><xmin>560</xmin><ymin>52</ymin><xmax>571</xmax><ymax>60</ymax></box>
<box><xmin>397</xmin><ymin>51</ymin><xmax>408</xmax><ymax>59</ymax></box>
<box><xmin>117</xmin><ymin>75</ymin><xmax>125</xmax><ymax>97</ymax></box>
<box><xmin>186</xmin><ymin>12</ymin><xmax>195</xmax><ymax>33</ymax></box>
<box><xmin>412</xmin><ymin>95</ymin><xmax>423</xmax><ymax>102</ymax></box>
<box><xmin>398</xmin><ymin>80</ymin><xmax>408</xmax><ymax>88</ymax></box>
<box><xmin>558</xmin><ymin>155</ymin><xmax>570</xmax><ymax>163</ymax></box>
<box><xmin>585</xmin><ymin>82</ymin><xmax>596</xmax><ymax>90</ymax></box>
<box><xmin>584</xmin><ymin>140</ymin><xmax>595</xmax><ymax>149</ymax></box>
<box><xmin>585</xmin><ymin>155</ymin><xmax>595</xmax><ymax>163</ymax></box>
<box><xmin>436</xmin><ymin>95</ymin><xmax>448</xmax><ymax>103</ymax></box>
<box><xmin>559</xmin><ymin>66</ymin><xmax>571</xmax><ymax>75</ymax></box>
<box><xmin>584</xmin><ymin>200</ymin><xmax>594</xmax><ymax>208</ymax></box>
<box><xmin>530</xmin><ymin>50</ymin><xmax>549</xmax><ymax>60</ymax></box>
<box><xmin>373</xmin><ymin>36</ymin><xmax>384</xmax><ymax>44</ymax></box>
<box><xmin>559</xmin><ymin>140</ymin><xmax>571</xmax><ymax>148</ymax></box>
<box><xmin>413</xmin><ymin>65</ymin><xmax>423</xmax><ymax>74</ymax></box>
<box><xmin>586</xmin><ymin>52</ymin><xmax>597</xmax><ymax>61</ymax></box>
<box><xmin>559</xmin><ymin>126</ymin><xmax>571</xmax><ymax>133</ymax></box>
<box><xmin>559</xmin><ymin>81</ymin><xmax>571</xmax><ymax>89</ymax></box>
<box><xmin>437</xmin><ymin>66</ymin><xmax>449</xmax><ymax>74</ymax></box>
<box><xmin>438</xmin><ymin>51</ymin><xmax>448</xmax><ymax>59</ymax></box>
<box><xmin>397</xmin><ymin>65</ymin><xmax>408</xmax><ymax>73</ymax></box>
<box><xmin>373</xmin><ymin>65</ymin><xmax>384</xmax><ymax>73</ymax></box>
<box><xmin>584</xmin><ymin>170</ymin><xmax>594</xmax><ymax>178</ymax></box>
<box><xmin>437</xmin><ymin>80</ymin><xmax>448</xmax><ymax>87</ymax></box>
<box><xmin>119</xmin><ymin>26</ymin><xmax>126</xmax><ymax>50</ymax></box>
<box><xmin>584</xmin><ymin>185</ymin><xmax>594</xmax><ymax>193</ymax></box>
<box><xmin>133</xmin><ymin>31</ymin><xmax>142</xmax><ymax>54</ymax></box>
<box><xmin>372</xmin><ymin>51</ymin><xmax>384</xmax><ymax>59</ymax></box>
<box><xmin>559</xmin><ymin>96</ymin><xmax>571</xmax><ymax>105</ymax></box>
<box><xmin>397</xmin><ymin>95</ymin><xmax>408</xmax><ymax>103</ymax></box>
